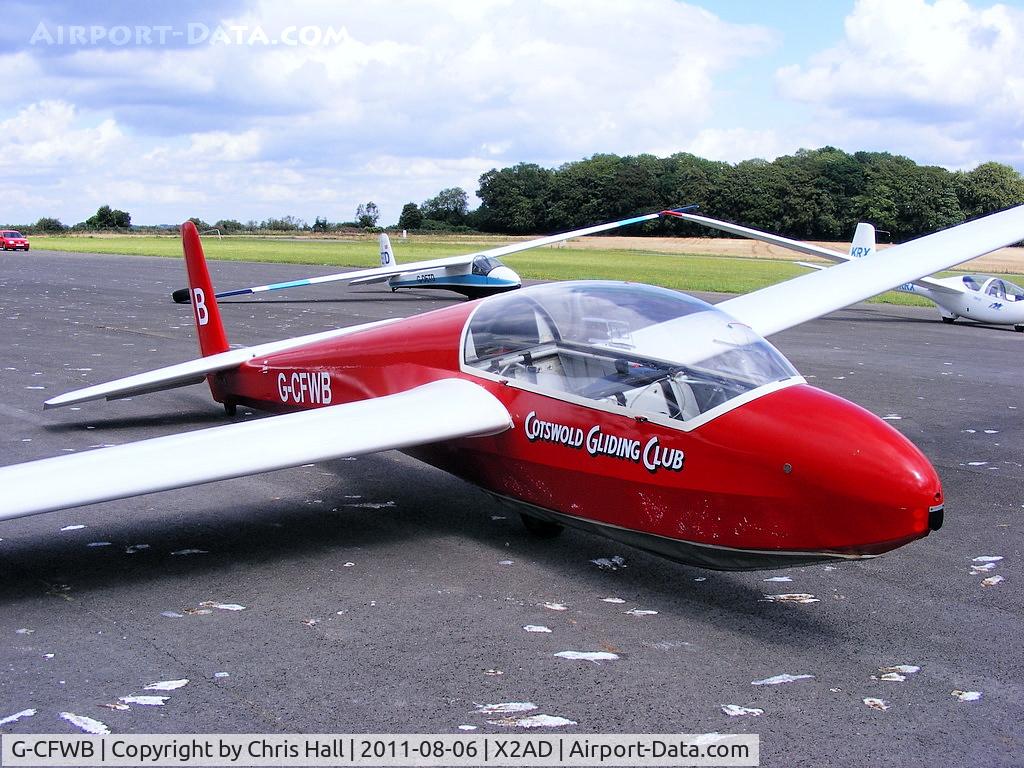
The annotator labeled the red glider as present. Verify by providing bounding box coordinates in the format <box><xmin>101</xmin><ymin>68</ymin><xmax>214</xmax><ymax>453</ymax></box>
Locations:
<box><xmin>3</xmin><ymin>207</ymin><xmax>1024</xmax><ymax>569</ymax></box>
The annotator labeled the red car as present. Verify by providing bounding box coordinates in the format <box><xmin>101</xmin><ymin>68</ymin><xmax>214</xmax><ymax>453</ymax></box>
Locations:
<box><xmin>1</xmin><ymin>230</ymin><xmax>29</xmax><ymax>251</ymax></box>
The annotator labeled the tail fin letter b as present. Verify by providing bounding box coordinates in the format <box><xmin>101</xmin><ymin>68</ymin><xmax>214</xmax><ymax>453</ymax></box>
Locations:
<box><xmin>193</xmin><ymin>287</ymin><xmax>209</xmax><ymax>325</ymax></box>
<box><xmin>181</xmin><ymin>221</ymin><xmax>229</xmax><ymax>356</ymax></box>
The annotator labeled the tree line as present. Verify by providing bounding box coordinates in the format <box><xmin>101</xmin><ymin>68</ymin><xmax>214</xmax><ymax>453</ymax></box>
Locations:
<box><xmin>20</xmin><ymin>205</ymin><xmax>133</xmax><ymax>233</ymax></box>
<box><xmin>460</xmin><ymin>147</ymin><xmax>1024</xmax><ymax>242</ymax></box>
<box><xmin>11</xmin><ymin>147</ymin><xmax>1024</xmax><ymax>241</ymax></box>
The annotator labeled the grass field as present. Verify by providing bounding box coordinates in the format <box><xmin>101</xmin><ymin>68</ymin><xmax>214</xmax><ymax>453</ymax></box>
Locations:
<box><xmin>29</xmin><ymin>234</ymin><xmax>1024</xmax><ymax>307</ymax></box>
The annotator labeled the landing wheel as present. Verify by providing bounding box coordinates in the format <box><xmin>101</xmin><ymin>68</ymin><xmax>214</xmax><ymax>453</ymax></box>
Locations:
<box><xmin>520</xmin><ymin>513</ymin><xmax>564</xmax><ymax>538</ymax></box>
<box><xmin>224</xmin><ymin>401</ymin><xmax>237</xmax><ymax>416</ymax></box>
<box><xmin>940</xmin><ymin>316</ymin><xmax>956</xmax><ymax>324</ymax></box>
<box><xmin>1015</xmin><ymin>325</ymin><xmax>1024</xmax><ymax>333</ymax></box>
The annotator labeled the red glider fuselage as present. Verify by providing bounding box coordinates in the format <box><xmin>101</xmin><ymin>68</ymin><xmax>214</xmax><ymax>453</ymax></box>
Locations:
<box><xmin>208</xmin><ymin>299</ymin><xmax>942</xmax><ymax>571</ymax></box>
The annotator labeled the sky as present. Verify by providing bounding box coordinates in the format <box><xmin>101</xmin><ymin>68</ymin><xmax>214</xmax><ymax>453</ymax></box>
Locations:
<box><xmin>3</xmin><ymin>0</ymin><xmax>1024</xmax><ymax>226</ymax></box>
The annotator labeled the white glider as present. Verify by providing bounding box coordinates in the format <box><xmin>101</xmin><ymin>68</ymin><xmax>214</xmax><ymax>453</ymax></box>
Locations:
<box><xmin>668</xmin><ymin>210</ymin><xmax>1024</xmax><ymax>333</ymax></box>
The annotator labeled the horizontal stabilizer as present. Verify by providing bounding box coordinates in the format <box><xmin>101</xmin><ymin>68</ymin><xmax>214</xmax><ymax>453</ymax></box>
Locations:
<box><xmin>794</xmin><ymin>261</ymin><xmax>827</xmax><ymax>271</ymax></box>
<box><xmin>2</xmin><ymin>379</ymin><xmax>511</xmax><ymax>521</ymax></box>
<box><xmin>45</xmin><ymin>319</ymin><xmax>399</xmax><ymax>409</ymax></box>
<box><xmin>913</xmin><ymin>276</ymin><xmax>963</xmax><ymax>295</ymax></box>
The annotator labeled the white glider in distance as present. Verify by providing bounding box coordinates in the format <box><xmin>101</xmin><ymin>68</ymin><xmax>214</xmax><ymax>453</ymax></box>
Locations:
<box><xmin>667</xmin><ymin>210</ymin><xmax>1024</xmax><ymax>332</ymax></box>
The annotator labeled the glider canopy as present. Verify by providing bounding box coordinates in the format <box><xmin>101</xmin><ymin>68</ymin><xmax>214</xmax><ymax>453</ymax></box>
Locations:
<box><xmin>463</xmin><ymin>281</ymin><xmax>798</xmax><ymax>424</ymax></box>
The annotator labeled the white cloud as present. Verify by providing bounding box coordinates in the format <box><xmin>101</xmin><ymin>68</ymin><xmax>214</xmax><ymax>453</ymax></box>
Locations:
<box><xmin>2</xmin><ymin>1</ymin><xmax>776</xmax><ymax>224</ymax></box>
<box><xmin>0</xmin><ymin>100</ymin><xmax>123</xmax><ymax>168</ymax></box>
<box><xmin>686</xmin><ymin>127</ymin><xmax>792</xmax><ymax>163</ymax></box>
<box><xmin>187</xmin><ymin>129</ymin><xmax>262</xmax><ymax>161</ymax></box>
<box><xmin>777</xmin><ymin>0</ymin><xmax>1024</xmax><ymax>165</ymax></box>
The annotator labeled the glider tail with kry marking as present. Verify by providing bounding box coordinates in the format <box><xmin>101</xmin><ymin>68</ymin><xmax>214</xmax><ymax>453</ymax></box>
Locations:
<box><xmin>175</xmin><ymin>221</ymin><xmax>230</xmax><ymax>357</ymax></box>
<box><xmin>849</xmin><ymin>223</ymin><xmax>876</xmax><ymax>259</ymax></box>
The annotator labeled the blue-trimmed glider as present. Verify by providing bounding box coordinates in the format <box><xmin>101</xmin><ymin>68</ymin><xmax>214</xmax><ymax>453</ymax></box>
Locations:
<box><xmin>171</xmin><ymin>207</ymin><xmax>695</xmax><ymax>303</ymax></box>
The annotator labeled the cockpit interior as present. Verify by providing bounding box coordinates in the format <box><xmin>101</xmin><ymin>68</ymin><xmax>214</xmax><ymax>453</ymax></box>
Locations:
<box><xmin>962</xmin><ymin>275</ymin><xmax>1024</xmax><ymax>301</ymax></box>
<box><xmin>463</xmin><ymin>282</ymin><xmax>799</xmax><ymax>424</ymax></box>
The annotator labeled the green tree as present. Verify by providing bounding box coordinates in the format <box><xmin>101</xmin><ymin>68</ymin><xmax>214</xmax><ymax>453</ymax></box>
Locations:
<box><xmin>850</xmin><ymin>153</ymin><xmax>962</xmax><ymax>240</ymax></box>
<box><xmin>545</xmin><ymin>154</ymin><xmax>623</xmax><ymax>229</ymax></box>
<box><xmin>710</xmin><ymin>159</ymin><xmax>788</xmax><ymax>233</ymax></box>
<box><xmin>84</xmin><ymin>205</ymin><xmax>131</xmax><ymax>229</ymax></box>
<box><xmin>656</xmin><ymin>153</ymin><xmax>730</xmax><ymax>235</ymax></box>
<box><xmin>84</xmin><ymin>205</ymin><xmax>113</xmax><ymax>228</ymax></box>
<box><xmin>214</xmin><ymin>219</ymin><xmax>244</xmax><ymax>233</ymax></box>
<box><xmin>421</xmin><ymin>187</ymin><xmax>469</xmax><ymax>226</ymax></box>
<box><xmin>34</xmin><ymin>217</ymin><xmax>65</xmax><ymax>232</ymax></box>
<box><xmin>908</xmin><ymin>165</ymin><xmax>964</xmax><ymax>234</ymax></box>
<box><xmin>476</xmin><ymin>164</ymin><xmax>554</xmax><ymax>233</ymax></box>
<box><xmin>188</xmin><ymin>216</ymin><xmax>210</xmax><ymax>230</ymax></box>
<box><xmin>773</xmin><ymin>147</ymin><xmax>863</xmax><ymax>239</ymax></box>
<box><xmin>312</xmin><ymin>216</ymin><xmax>329</xmax><ymax>232</ymax></box>
<box><xmin>397</xmin><ymin>202</ymin><xmax>423</xmax><ymax>230</ymax></box>
<box><xmin>955</xmin><ymin>162</ymin><xmax>1024</xmax><ymax>219</ymax></box>
<box><xmin>356</xmin><ymin>202</ymin><xmax>380</xmax><ymax>228</ymax></box>
<box><xmin>260</xmin><ymin>215</ymin><xmax>305</xmax><ymax>231</ymax></box>
<box><xmin>426</xmin><ymin>146</ymin><xmax>1018</xmax><ymax>240</ymax></box>
<box><xmin>611</xmin><ymin>154</ymin><xmax>663</xmax><ymax>218</ymax></box>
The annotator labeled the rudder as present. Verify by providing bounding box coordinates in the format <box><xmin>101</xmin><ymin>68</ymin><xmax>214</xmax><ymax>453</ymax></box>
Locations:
<box><xmin>379</xmin><ymin>233</ymin><xmax>396</xmax><ymax>267</ymax></box>
<box><xmin>180</xmin><ymin>221</ymin><xmax>229</xmax><ymax>357</ymax></box>
<box><xmin>849</xmin><ymin>223</ymin><xmax>876</xmax><ymax>259</ymax></box>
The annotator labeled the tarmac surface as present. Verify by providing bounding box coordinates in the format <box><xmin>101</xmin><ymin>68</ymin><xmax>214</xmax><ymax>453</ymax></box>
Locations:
<box><xmin>0</xmin><ymin>250</ymin><xmax>1021</xmax><ymax>766</ymax></box>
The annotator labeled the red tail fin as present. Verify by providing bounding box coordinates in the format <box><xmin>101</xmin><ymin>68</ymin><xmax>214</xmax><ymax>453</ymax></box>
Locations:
<box><xmin>181</xmin><ymin>221</ymin><xmax>229</xmax><ymax>356</ymax></box>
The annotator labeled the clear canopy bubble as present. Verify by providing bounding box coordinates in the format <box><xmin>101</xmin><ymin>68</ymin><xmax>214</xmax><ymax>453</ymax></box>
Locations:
<box><xmin>464</xmin><ymin>282</ymin><xmax>798</xmax><ymax>423</ymax></box>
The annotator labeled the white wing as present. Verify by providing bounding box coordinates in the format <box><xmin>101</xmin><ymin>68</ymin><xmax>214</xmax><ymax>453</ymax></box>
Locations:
<box><xmin>45</xmin><ymin>319</ymin><xmax>399</xmax><ymax>409</ymax></box>
<box><xmin>675</xmin><ymin>212</ymin><xmax>967</xmax><ymax>297</ymax></box>
<box><xmin>717</xmin><ymin>205</ymin><xmax>1024</xmax><ymax>337</ymax></box>
<box><xmin>669</xmin><ymin>211</ymin><xmax>851</xmax><ymax>262</ymax></box>
<box><xmin>911</xmin><ymin>276</ymin><xmax>965</xmax><ymax>295</ymax></box>
<box><xmin>0</xmin><ymin>379</ymin><xmax>511</xmax><ymax>521</ymax></box>
<box><xmin>208</xmin><ymin>212</ymin><xmax>666</xmax><ymax>298</ymax></box>
<box><xmin>210</xmin><ymin>255</ymin><xmax>481</xmax><ymax>298</ymax></box>
<box><xmin>460</xmin><ymin>211</ymin><xmax>665</xmax><ymax>260</ymax></box>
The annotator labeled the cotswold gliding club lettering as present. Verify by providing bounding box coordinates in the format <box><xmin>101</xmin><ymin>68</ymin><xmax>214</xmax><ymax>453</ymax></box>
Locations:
<box><xmin>524</xmin><ymin>411</ymin><xmax>684</xmax><ymax>473</ymax></box>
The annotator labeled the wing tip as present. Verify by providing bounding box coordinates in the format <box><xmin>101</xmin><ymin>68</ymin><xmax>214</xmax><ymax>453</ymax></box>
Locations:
<box><xmin>660</xmin><ymin>204</ymin><xmax>700</xmax><ymax>218</ymax></box>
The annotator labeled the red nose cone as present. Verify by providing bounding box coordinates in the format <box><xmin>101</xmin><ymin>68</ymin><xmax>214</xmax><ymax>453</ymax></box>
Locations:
<box><xmin>698</xmin><ymin>384</ymin><xmax>942</xmax><ymax>555</ymax></box>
